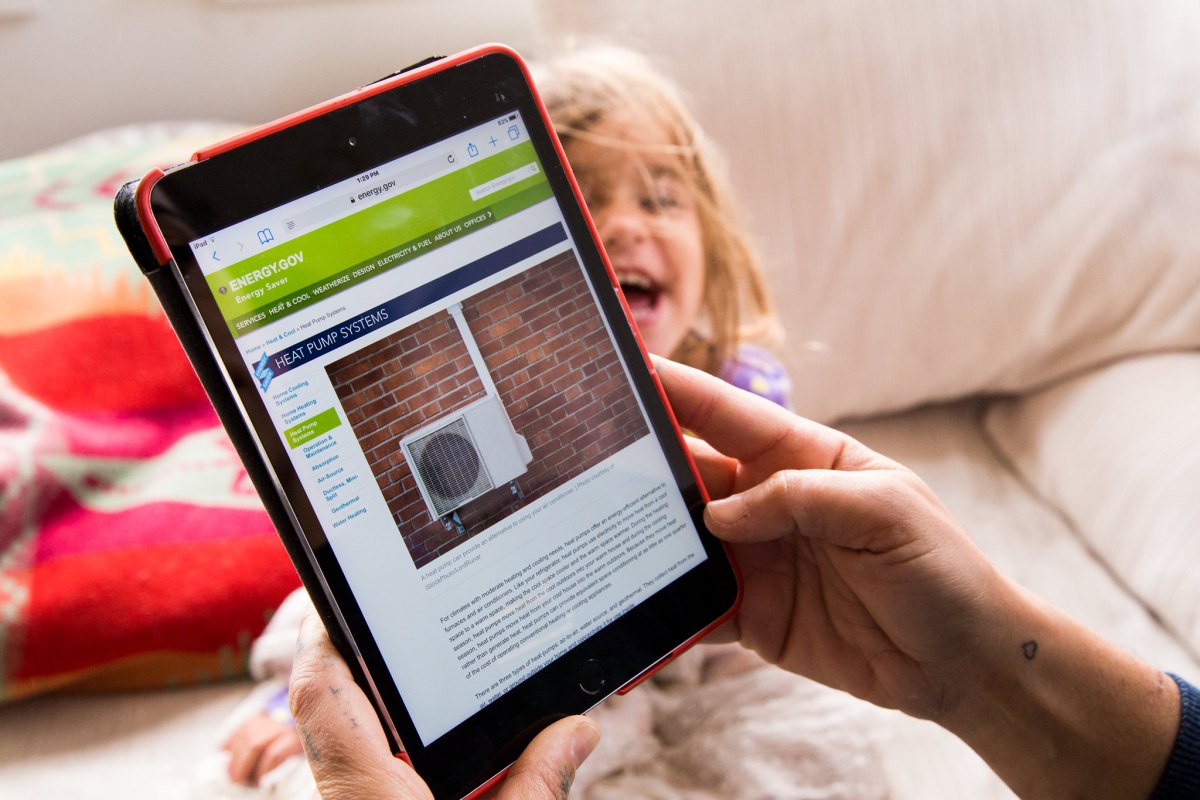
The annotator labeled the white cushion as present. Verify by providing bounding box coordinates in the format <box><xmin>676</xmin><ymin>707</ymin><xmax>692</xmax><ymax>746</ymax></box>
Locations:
<box><xmin>539</xmin><ymin>1</ymin><xmax>1200</xmax><ymax>422</ymax></box>
<box><xmin>983</xmin><ymin>353</ymin><xmax>1200</xmax><ymax>655</ymax></box>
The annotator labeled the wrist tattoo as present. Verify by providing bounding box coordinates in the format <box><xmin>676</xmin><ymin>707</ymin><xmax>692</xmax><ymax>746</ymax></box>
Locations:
<box><xmin>1021</xmin><ymin>640</ymin><xmax>1038</xmax><ymax>660</ymax></box>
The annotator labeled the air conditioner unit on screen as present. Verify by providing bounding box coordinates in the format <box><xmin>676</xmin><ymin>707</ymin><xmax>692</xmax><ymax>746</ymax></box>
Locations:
<box><xmin>400</xmin><ymin>394</ymin><xmax>533</xmax><ymax>530</ymax></box>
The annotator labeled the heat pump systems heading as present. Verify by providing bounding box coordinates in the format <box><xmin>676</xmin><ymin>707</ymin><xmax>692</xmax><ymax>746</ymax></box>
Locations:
<box><xmin>399</xmin><ymin>302</ymin><xmax>532</xmax><ymax>533</ymax></box>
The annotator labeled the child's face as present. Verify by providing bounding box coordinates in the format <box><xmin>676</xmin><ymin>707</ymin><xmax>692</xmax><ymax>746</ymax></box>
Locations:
<box><xmin>565</xmin><ymin>114</ymin><xmax>705</xmax><ymax>358</ymax></box>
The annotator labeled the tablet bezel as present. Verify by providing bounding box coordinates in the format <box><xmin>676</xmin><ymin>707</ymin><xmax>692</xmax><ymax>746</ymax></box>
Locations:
<box><xmin>140</xmin><ymin>46</ymin><xmax>740</xmax><ymax>800</ymax></box>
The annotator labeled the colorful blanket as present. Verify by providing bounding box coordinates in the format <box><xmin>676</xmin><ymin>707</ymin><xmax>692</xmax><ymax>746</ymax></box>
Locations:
<box><xmin>0</xmin><ymin>124</ymin><xmax>302</xmax><ymax>701</ymax></box>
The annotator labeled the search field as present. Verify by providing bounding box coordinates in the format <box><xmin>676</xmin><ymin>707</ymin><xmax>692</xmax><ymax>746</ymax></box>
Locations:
<box><xmin>469</xmin><ymin>162</ymin><xmax>540</xmax><ymax>201</ymax></box>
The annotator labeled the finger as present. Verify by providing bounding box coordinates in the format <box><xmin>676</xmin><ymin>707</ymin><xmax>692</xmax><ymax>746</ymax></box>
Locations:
<box><xmin>683</xmin><ymin>434</ymin><xmax>738</xmax><ymax>499</ymax></box>
<box><xmin>290</xmin><ymin>613</ymin><xmax>432</xmax><ymax>800</ymax></box>
<box><xmin>489</xmin><ymin>716</ymin><xmax>600</xmax><ymax>800</ymax></box>
<box><xmin>654</xmin><ymin>357</ymin><xmax>851</xmax><ymax>469</ymax></box>
<box><xmin>705</xmin><ymin>468</ymin><xmax>924</xmax><ymax>553</ymax></box>
<box><xmin>224</xmin><ymin>717</ymin><xmax>273</xmax><ymax>785</ymax></box>
<box><xmin>255</xmin><ymin>731</ymin><xmax>305</xmax><ymax>784</ymax></box>
<box><xmin>227</xmin><ymin>741</ymin><xmax>264</xmax><ymax>786</ymax></box>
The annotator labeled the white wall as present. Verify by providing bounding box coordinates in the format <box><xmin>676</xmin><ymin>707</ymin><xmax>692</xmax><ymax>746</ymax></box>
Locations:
<box><xmin>0</xmin><ymin>0</ymin><xmax>546</xmax><ymax>160</ymax></box>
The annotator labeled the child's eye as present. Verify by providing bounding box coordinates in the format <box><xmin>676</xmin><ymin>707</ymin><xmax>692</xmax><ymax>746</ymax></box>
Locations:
<box><xmin>641</xmin><ymin>183</ymin><xmax>682</xmax><ymax>212</ymax></box>
<box><xmin>640</xmin><ymin>194</ymin><xmax>678</xmax><ymax>212</ymax></box>
<box><xmin>640</xmin><ymin>174</ymin><xmax>687</xmax><ymax>212</ymax></box>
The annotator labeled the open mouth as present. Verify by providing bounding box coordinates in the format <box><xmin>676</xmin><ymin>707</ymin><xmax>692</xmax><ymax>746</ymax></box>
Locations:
<box><xmin>618</xmin><ymin>274</ymin><xmax>661</xmax><ymax>313</ymax></box>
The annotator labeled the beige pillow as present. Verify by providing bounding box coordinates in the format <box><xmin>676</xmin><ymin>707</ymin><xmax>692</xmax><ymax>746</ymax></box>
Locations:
<box><xmin>539</xmin><ymin>0</ymin><xmax>1200</xmax><ymax>422</ymax></box>
<box><xmin>983</xmin><ymin>353</ymin><xmax>1200</xmax><ymax>654</ymax></box>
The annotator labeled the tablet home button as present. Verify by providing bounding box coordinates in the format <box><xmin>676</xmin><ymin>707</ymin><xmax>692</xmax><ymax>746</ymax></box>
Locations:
<box><xmin>577</xmin><ymin>659</ymin><xmax>609</xmax><ymax>696</ymax></box>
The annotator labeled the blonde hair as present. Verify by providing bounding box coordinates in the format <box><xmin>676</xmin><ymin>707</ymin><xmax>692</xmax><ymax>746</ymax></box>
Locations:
<box><xmin>532</xmin><ymin>45</ymin><xmax>779</xmax><ymax>377</ymax></box>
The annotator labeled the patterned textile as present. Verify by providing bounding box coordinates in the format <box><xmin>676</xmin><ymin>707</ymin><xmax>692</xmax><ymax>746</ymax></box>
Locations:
<box><xmin>0</xmin><ymin>125</ymin><xmax>302</xmax><ymax>701</ymax></box>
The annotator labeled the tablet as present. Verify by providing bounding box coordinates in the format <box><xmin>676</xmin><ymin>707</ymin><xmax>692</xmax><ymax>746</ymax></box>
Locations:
<box><xmin>114</xmin><ymin>45</ymin><xmax>740</xmax><ymax>800</ymax></box>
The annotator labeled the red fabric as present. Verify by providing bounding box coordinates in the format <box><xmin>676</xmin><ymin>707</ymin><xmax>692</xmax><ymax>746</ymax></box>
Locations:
<box><xmin>0</xmin><ymin>345</ymin><xmax>303</xmax><ymax>699</ymax></box>
<box><xmin>0</xmin><ymin>350</ymin><xmax>304</xmax><ymax>700</ymax></box>
<box><xmin>0</xmin><ymin>124</ymin><xmax>306</xmax><ymax>700</ymax></box>
<box><xmin>0</xmin><ymin>314</ymin><xmax>207</xmax><ymax>414</ymax></box>
<box><xmin>18</xmin><ymin>534</ymin><xmax>296</xmax><ymax>680</ymax></box>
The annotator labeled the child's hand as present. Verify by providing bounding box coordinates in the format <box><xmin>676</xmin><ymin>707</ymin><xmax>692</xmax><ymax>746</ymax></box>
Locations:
<box><xmin>222</xmin><ymin>711</ymin><xmax>305</xmax><ymax>786</ymax></box>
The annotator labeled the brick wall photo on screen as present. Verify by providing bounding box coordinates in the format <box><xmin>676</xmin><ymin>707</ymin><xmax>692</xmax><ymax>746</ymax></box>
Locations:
<box><xmin>326</xmin><ymin>250</ymin><xmax>649</xmax><ymax>569</ymax></box>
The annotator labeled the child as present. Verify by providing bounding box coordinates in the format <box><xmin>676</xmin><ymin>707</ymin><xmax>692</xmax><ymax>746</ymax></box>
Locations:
<box><xmin>533</xmin><ymin>45</ymin><xmax>790</xmax><ymax>407</ymax></box>
<box><xmin>209</xmin><ymin>45</ymin><xmax>816</xmax><ymax>795</ymax></box>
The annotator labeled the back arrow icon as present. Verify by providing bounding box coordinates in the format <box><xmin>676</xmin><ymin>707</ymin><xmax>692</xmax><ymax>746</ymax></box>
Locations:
<box><xmin>212</xmin><ymin>251</ymin><xmax>221</xmax><ymax>262</ymax></box>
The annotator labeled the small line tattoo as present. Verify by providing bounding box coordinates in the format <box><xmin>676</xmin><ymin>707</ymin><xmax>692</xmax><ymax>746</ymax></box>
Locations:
<box><xmin>1021</xmin><ymin>640</ymin><xmax>1038</xmax><ymax>660</ymax></box>
<box><xmin>301</xmin><ymin>727</ymin><xmax>321</xmax><ymax>764</ymax></box>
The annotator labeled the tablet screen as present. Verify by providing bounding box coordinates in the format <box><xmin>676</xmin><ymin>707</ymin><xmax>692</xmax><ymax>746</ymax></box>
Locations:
<box><xmin>138</xmin><ymin>50</ymin><xmax>739</xmax><ymax>797</ymax></box>
<box><xmin>184</xmin><ymin>109</ymin><xmax>707</xmax><ymax>743</ymax></box>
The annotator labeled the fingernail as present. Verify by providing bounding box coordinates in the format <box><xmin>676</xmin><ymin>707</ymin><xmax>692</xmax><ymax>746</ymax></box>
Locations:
<box><xmin>570</xmin><ymin>718</ymin><xmax>601</xmax><ymax>766</ymax></box>
<box><xmin>706</xmin><ymin>494</ymin><xmax>745</xmax><ymax>528</ymax></box>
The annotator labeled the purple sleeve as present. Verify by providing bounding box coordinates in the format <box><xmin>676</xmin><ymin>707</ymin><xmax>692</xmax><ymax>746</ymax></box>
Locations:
<box><xmin>264</xmin><ymin>683</ymin><xmax>295</xmax><ymax>727</ymax></box>
<box><xmin>720</xmin><ymin>344</ymin><xmax>792</xmax><ymax>409</ymax></box>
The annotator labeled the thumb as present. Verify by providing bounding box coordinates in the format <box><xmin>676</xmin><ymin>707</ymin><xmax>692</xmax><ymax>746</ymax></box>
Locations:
<box><xmin>488</xmin><ymin>716</ymin><xmax>600</xmax><ymax>800</ymax></box>
<box><xmin>704</xmin><ymin>469</ymin><xmax>803</xmax><ymax>543</ymax></box>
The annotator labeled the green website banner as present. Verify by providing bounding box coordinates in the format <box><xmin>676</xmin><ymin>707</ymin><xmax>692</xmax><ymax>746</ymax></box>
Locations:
<box><xmin>206</xmin><ymin>141</ymin><xmax>550</xmax><ymax>336</ymax></box>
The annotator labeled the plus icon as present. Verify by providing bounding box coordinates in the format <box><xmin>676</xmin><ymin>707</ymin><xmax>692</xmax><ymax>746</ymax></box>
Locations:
<box><xmin>488</xmin><ymin>136</ymin><xmax>498</xmax><ymax>147</ymax></box>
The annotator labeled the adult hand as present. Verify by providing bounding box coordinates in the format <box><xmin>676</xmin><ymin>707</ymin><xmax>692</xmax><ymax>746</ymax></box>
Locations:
<box><xmin>289</xmin><ymin>612</ymin><xmax>600</xmax><ymax>800</ymax></box>
<box><xmin>655</xmin><ymin>356</ymin><xmax>1179</xmax><ymax>799</ymax></box>
<box><xmin>656</xmin><ymin>355</ymin><xmax>1000</xmax><ymax>721</ymax></box>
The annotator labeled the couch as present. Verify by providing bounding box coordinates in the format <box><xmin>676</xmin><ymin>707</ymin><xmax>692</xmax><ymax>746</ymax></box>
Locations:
<box><xmin>2</xmin><ymin>1</ymin><xmax>1198</xmax><ymax>798</ymax></box>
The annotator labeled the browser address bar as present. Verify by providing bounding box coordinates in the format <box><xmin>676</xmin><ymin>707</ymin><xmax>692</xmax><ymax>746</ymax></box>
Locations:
<box><xmin>284</xmin><ymin>151</ymin><xmax>452</xmax><ymax>234</ymax></box>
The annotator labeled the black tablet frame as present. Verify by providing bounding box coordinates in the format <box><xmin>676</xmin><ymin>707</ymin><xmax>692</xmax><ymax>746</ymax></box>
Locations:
<box><xmin>117</xmin><ymin>46</ymin><xmax>740</xmax><ymax>800</ymax></box>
